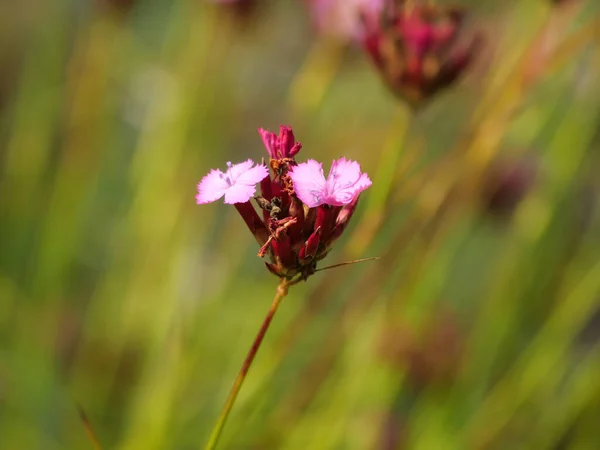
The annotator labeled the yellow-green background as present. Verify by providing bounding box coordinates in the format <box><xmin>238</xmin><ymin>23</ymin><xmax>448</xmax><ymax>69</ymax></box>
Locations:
<box><xmin>1</xmin><ymin>0</ymin><xmax>600</xmax><ymax>448</ymax></box>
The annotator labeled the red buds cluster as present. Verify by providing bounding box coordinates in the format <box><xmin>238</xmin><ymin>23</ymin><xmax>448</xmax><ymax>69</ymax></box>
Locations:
<box><xmin>362</xmin><ymin>0</ymin><xmax>482</xmax><ymax>106</ymax></box>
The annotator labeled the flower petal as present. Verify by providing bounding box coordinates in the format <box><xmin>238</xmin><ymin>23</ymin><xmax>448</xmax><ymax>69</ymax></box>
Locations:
<box><xmin>224</xmin><ymin>183</ymin><xmax>258</xmax><ymax>204</ymax></box>
<box><xmin>326</xmin><ymin>157</ymin><xmax>360</xmax><ymax>190</ymax></box>
<box><xmin>354</xmin><ymin>172</ymin><xmax>372</xmax><ymax>193</ymax></box>
<box><xmin>196</xmin><ymin>159</ymin><xmax>268</xmax><ymax>205</ymax></box>
<box><xmin>228</xmin><ymin>159</ymin><xmax>255</xmax><ymax>181</ymax></box>
<box><xmin>235</xmin><ymin>161</ymin><xmax>269</xmax><ymax>186</ymax></box>
<box><xmin>196</xmin><ymin>169</ymin><xmax>229</xmax><ymax>204</ymax></box>
<box><xmin>325</xmin><ymin>158</ymin><xmax>372</xmax><ymax>206</ymax></box>
<box><xmin>289</xmin><ymin>159</ymin><xmax>327</xmax><ymax>208</ymax></box>
<box><xmin>310</xmin><ymin>0</ymin><xmax>384</xmax><ymax>41</ymax></box>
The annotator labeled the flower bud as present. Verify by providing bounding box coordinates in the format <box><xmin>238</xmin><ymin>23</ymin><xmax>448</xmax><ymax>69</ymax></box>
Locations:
<box><xmin>314</xmin><ymin>205</ymin><xmax>336</xmax><ymax>244</ymax></box>
<box><xmin>258</xmin><ymin>128</ymin><xmax>278</xmax><ymax>159</ymax></box>
<box><xmin>279</xmin><ymin>125</ymin><xmax>301</xmax><ymax>158</ymax></box>
<box><xmin>330</xmin><ymin>197</ymin><xmax>359</xmax><ymax>242</ymax></box>
<box><xmin>258</xmin><ymin>125</ymin><xmax>302</xmax><ymax>160</ymax></box>
<box><xmin>271</xmin><ymin>235</ymin><xmax>296</xmax><ymax>271</ymax></box>
<box><xmin>299</xmin><ymin>227</ymin><xmax>322</xmax><ymax>263</ymax></box>
<box><xmin>233</xmin><ymin>202</ymin><xmax>269</xmax><ymax>246</ymax></box>
<box><xmin>362</xmin><ymin>0</ymin><xmax>482</xmax><ymax>106</ymax></box>
<box><xmin>288</xmin><ymin>197</ymin><xmax>305</xmax><ymax>242</ymax></box>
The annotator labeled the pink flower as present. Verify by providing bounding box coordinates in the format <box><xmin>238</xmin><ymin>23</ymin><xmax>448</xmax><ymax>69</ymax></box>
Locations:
<box><xmin>196</xmin><ymin>159</ymin><xmax>268</xmax><ymax>204</ymax></box>
<box><xmin>308</xmin><ymin>0</ymin><xmax>384</xmax><ymax>42</ymax></box>
<box><xmin>194</xmin><ymin>125</ymin><xmax>373</xmax><ymax>280</ymax></box>
<box><xmin>289</xmin><ymin>157</ymin><xmax>372</xmax><ymax>208</ymax></box>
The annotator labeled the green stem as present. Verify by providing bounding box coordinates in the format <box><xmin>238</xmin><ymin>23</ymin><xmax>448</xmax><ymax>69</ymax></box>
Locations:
<box><xmin>204</xmin><ymin>278</ymin><xmax>290</xmax><ymax>450</ymax></box>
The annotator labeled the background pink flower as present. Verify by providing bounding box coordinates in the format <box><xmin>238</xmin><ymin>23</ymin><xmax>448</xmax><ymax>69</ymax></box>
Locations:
<box><xmin>308</xmin><ymin>0</ymin><xmax>384</xmax><ymax>42</ymax></box>
<box><xmin>196</xmin><ymin>159</ymin><xmax>268</xmax><ymax>204</ymax></box>
<box><xmin>289</xmin><ymin>157</ymin><xmax>372</xmax><ymax>207</ymax></box>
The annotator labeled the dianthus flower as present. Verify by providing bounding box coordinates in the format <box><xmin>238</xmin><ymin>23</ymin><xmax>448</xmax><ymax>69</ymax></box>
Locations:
<box><xmin>199</xmin><ymin>125</ymin><xmax>373</xmax><ymax>450</ymax></box>
<box><xmin>361</xmin><ymin>0</ymin><xmax>483</xmax><ymax>106</ymax></box>
<box><xmin>196</xmin><ymin>125</ymin><xmax>371</xmax><ymax>281</ymax></box>
<box><xmin>196</xmin><ymin>159</ymin><xmax>268</xmax><ymax>205</ymax></box>
<box><xmin>306</xmin><ymin>0</ymin><xmax>384</xmax><ymax>42</ymax></box>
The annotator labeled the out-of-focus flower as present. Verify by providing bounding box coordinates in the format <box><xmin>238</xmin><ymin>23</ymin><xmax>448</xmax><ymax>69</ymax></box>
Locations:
<box><xmin>196</xmin><ymin>160</ymin><xmax>269</xmax><ymax>205</ymax></box>
<box><xmin>482</xmin><ymin>157</ymin><xmax>537</xmax><ymax>218</ymax></box>
<box><xmin>377</xmin><ymin>410</ymin><xmax>409</xmax><ymax>450</ymax></box>
<box><xmin>209</xmin><ymin>0</ymin><xmax>260</xmax><ymax>23</ymax></box>
<box><xmin>380</xmin><ymin>309</ymin><xmax>464</xmax><ymax>389</ymax></box>
<box><xmin>306</xmin><ymin>0</ymin><xmax>384</xmax><ymax>42</ymax></box>
<box><xmin>289</xmin><ymin>158</ymin><xmax>372</xmax><ymax>207</ymax></box>
<box><xmin>96</xmin><ymin>0</ymin><xmax>137</xmax><ymax>16</ymax></box>
<box><xmin>196</xmin><ymin>125</ymin><xmax>372</xmax><ymax>281</ymax></box>
<box><xmin>361</xmin><ymin>0</ymin><xmax>483</xmax><ymax>107</ymax></box>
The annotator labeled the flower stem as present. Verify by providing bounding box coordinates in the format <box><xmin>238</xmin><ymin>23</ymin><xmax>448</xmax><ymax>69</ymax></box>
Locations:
<box><xmin>204</xmin><ymin>278</ymin><xmax>290</xmax><ymax>450</ymax></box>
<box><xmin>76</xmin><ymin>404</ymin><xmax>102</xmax><ymax>450</ymax></box>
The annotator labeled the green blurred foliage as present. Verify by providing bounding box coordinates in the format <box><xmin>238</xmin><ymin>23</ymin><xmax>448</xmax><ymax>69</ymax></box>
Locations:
<box><xmin>1</xmin><ymin>0</ymin><xmax>600</xmax><ymax>449</ymax></box>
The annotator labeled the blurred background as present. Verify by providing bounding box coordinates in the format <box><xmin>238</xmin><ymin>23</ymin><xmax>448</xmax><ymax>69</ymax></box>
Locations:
<box><xmin>1</xmin><ymin>0</ymin><xmax>600</xmax><ymax>448</ymax></box>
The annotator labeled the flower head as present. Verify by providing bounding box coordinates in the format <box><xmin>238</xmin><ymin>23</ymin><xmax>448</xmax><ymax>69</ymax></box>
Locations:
<box><xmin>289</xmin><ymin>157</ymin><xmax>372</xmax><ymax>208</ymax></box>
<box><xmin>196</xmin><ymin>126</ymin><xmax>372</xmax><ymax>282</ymax></box>
<box><xmin>362</xmin><ymin>0</ymin><xmax>483</xmax><ymax>107</ymax></box>
<box><xmin>196</xmin><ymin>159</ymin><xmax>268</xmax><ymax>204</ymax></box>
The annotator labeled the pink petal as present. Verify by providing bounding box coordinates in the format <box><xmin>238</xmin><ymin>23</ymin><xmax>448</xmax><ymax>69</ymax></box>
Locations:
<box><xmin>196</xmin><ymin>160</ymin><xmax>268</xmax><ymax>205</ymax></box>
<box><xmin>227</xmin><ymin>159</ymin><xmax>255</xmax><ymax>181</ymax></box>
<box><xmin>326</xmin><ymin>157</ymin><xmax>361</xmax><ymax>191</ymax></box>
<box><xmin>196</xmin><ymin>169</ymin><xmax>229</xmax><ymax>204</ymax></box>
<box><xmin>288</xmin><ymin>159</ymin><xmax>327</xmax><ymax>208</ymax></box>
<box><xmin>234</xmin><ymin>161</ymin><xmax>269</xmax><ymax>186</ymax></box>
<box><xmin>310</xmin><ymin>0</ymin><xmax>384</xmax><ymax>41</ymax></box>
<box><xmin>355</xmin><ymin>172</ymin><xmax>372</xmax><ymax>192</ymax></box>
<box><xmin>337</xmin><ymin>172</ymin><xmax>372</xmax><ymax>204</ymax></box>
<box><xmin>224</xmin><ymin>183</ymin><xmax>258</xmax><ymax>204</ymax></box>
<box><xmin>325</xmin><ymin>158</ymin><xmax>372</xmax><ymax>206</ymax></box>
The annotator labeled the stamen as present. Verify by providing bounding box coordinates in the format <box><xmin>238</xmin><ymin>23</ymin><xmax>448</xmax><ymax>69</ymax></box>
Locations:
<box><xmin>219</xmin><ymin>172</ymin><xmax>233</xmax><ymax>186</ymax></box>
<box><xmin>220</xmin><ymin>161</ymin><xmax>234</xmax><ymax>186</ymax></box>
